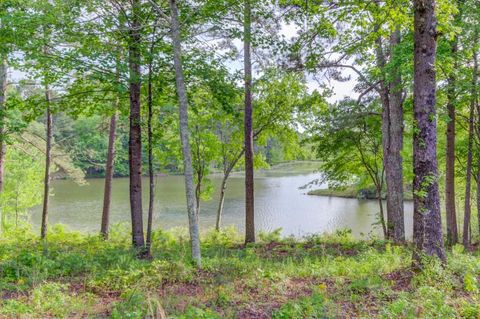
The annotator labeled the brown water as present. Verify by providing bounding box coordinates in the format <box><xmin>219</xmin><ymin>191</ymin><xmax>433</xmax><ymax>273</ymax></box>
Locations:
<box><xmin>29</xmin><ymin>162</ymin><xmax>413</xmax><ymax>238</ymax></box>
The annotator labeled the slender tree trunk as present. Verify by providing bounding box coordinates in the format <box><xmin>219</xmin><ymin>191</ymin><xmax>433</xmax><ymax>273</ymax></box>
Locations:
<box><xmin>377</xmin><ymin>30</ymin><xmax>405</xmax><ymax>242</ymax></box>
<box><xmin>101</xmin><ymin>54</ymin><xmax>121</xmax><ymax>240</ymax></box>
<box><xmin>463</xmin><ymin>100</ymin><xmax>474</xmax><ymax>247</ymax></box>
<box><xmin>215</xmin><ymin>174</ymin><xmax>228</xmax><ymax>231</ymax></box>
<box><xmin>386</xmin><ymin>29</ymin><xmax>405</xmax><ymax>243</ymax></box>
<box><xmin>128</xmin><ymin>0</ymin><xmax>145</xmax><ymax>251</ymax></box>
<box><xmin>146</xmin><ymin>55</ymin><xmax>155</xmax><ymax>255</ymax></box>
<box><xmin>169</xmin><ymin>0</ymin><xmax>201</xmax><ymax>266</ymax></box>
<box><xmin>474</xmin><ymin>38</ymin><xmax>480</xmax><ymax>238</ymax></box>
<box><xmin>412</xmin><ymin>0</ymin><xmax>446</xmax><ymax>264</ymax></box>
<box><xmin>477</xmin><ymin>157</ymin><xmax>480</xmax><ymax>237</ymax></box>
<box><xmin>244</xmin><ymin>0</ymin><xmax>255</xmax><ymax>244</ymax></box>
<box><xmin>0</xmin><ymin>59</ymin><xmax>7</xmax><ymax>233</ymax></box>
<box><xmin>195</xmin><ymin>170</ymin><xmax>202</xmax><ymax>216</ymax></box>
<box><xmin>41</xmin><ymin>87</ymin><xmax>52</xmax><ymax>240</ymax></box>
<box><xmin>376</xmin><ymin>33</ymin><xmax>400</xmax><ymax>242</ymax></box>
<box><xmin>100</xmin><ymin>111</ymin><xmax>117</xmax><ymax>239</ymax></box>
<box><xmin>215</xmin><ymin>149</ymin><xmax>244</xmax><ymax>231</ymax></box>
<box><xmin>464</xmin><ymin>45</ymin><xmax>478</xmax><ymax>247</ymax></box>
<box><xmin>376</xmin><ymin>184</ymin><xmax>387</xmax><ymax>238</ymax></box>
<box><xmin>445</xmin><ymin>34</ymin><xmax>459</xmax><ymax>246</ymax></box>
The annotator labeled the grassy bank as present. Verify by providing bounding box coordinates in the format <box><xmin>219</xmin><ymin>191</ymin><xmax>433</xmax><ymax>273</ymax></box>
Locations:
<box><xmin>308</xmin><ymin>187</ymin><xmax>414</xmax><ymax>201</ymax></box>
<box><xmin>307</xmin><ymin>187</ymin><xmax>358</xmax><ymax>198</ymax></box>
<box><xmin>0</xmin><ymin>225</ymin><xmax>479</xmax><ymax>318</ymax></box>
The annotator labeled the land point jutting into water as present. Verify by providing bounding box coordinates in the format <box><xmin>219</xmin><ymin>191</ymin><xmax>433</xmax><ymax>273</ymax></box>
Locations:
<box><xmin>1</xmin><ymin>0</ymin><xmax>480</xmax><ymax>317</ymax></box>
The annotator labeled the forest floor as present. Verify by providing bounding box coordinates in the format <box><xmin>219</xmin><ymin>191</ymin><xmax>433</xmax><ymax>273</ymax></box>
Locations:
<box><xmin>0</xmin><ymin>225</ymin><xmax>479</xmax><ymax>318</ymax></box>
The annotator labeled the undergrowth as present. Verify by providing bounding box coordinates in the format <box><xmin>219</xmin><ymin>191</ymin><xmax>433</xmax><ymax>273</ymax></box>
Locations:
<box><xmin>0</xmin><ymin>224</ymin><xmax>479</xmax><ymax>318</ymax></box>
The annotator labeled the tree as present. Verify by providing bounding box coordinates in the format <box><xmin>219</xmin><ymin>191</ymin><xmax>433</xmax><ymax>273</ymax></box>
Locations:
<box><xmin>444</xmin><ymin>5</ymin><xmax>462</xmax><ymax>246</ymax></box>
<box><xmin>376</xmin><ymin>27</ymin><xmax>406</xmax><ymax>243</ymax></box>
<box><xmin>41</xmin><ymin>72</ymin><xmax>52</xmax><ymax>240</ymax></box>
<box><xmin>243</xmin><ymin>0</ymin><xmax>255</xmax><ymax>244</ymax></box>
<box><xmin>190</xmin><ymin>98</ymin><xmax>221</xmax><ymax>216</ymax></box>
<box><xmin>168</xmin><ymin>0</ymin><xmax>201</xmax><ymax>266</ymax></box>
<box><xmin>0</xmin><ymin>60</ymin><xmax>6</xmax><ymax>198</ymax></box>
<box><xmin>126</xmin><ymin>0</ymin><xmax>146</xmax><ymax>252</ymax></box>
<box><xmin>101</xmin><ymin>111</ymin><xmax>118</xmax><ymax>239</ymax></box>
<box><xmin>283</xmin><ymin>0</ymin><xmax>409</xmax><ymax>242</ymax></box>
<box><xmin>462</xmin><ymin>31</ymin><xmax>478</xmax><ymax>247</ymax></box>
<box><xmin>412</xmin><ymin>0</ymin><xmax>446</xmax><ymax>264</ymax></box>
<box><xmin>0</xmin><ymin>146</ymin><xmax>44</xmax><ymax>230</ymax></box>
<box><xmin>307</xmin><ymin>97</ymin><xmax>388</xmax><ymax>237</ymax></box>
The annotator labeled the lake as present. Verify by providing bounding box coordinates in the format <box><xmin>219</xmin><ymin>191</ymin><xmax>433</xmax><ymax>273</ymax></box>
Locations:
<box><xmin>30</xmin><ymin>162</ymin><xmax>413</xmax><ymax>239</ymax></box>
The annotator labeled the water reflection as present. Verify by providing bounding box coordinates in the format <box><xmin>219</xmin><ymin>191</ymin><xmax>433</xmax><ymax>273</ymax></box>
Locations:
<box><xmin>30</xmin><ymin>162</ymin><xmax>413</xmax><ymax>239</ymax></box>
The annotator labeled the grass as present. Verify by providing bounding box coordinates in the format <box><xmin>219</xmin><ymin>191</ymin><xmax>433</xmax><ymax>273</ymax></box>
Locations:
<box><xmin>0</xmin><ymin>225</ymin><xmax>479</xmax><ymax>318</ymax></box>
<box><xmin>308</xmin><ymin>187</ymin><xmax>414</xmax><ymax>201</ymax></box>
<box><xmin>307</xmin><ymin>187</ymin><xmax>359</xmax><ymax>198</ymax></box>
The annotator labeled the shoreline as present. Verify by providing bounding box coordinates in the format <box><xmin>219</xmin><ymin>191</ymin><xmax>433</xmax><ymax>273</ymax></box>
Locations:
<box><xmin>308</xmin><ymin>188</ymin><xmax>414</xmax><ymax>201</ymax></box>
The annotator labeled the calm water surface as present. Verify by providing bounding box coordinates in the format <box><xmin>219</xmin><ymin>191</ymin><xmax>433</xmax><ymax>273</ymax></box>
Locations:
<box><xmin>30</xmin><ymin>162</ymin><xmax>413</xmax><ymax>238</ymax></box>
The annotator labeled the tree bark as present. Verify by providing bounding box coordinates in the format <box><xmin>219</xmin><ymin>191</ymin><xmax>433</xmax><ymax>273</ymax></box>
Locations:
<box><xmin>244</xmin><ymin>0</ymin><xmax>255</xmax><ymax>244</ymax></box>
<box><xmin>41</xmin><ymin>86</ymin><xmax>52</xmax><ymax>240</ymax></box>
<box><xmin>215</xmin><ymin>174</ymin><xmax>228</xmax><ymax>231</ymax></box>
<box><xmin>128</xmin><ymin>0</ymin><xmax>145</xmax><ymax>251</ymax></box>
<box><xmin>463</xmin><ymin>97</ymin><xmax>474</xmax><ymax>248</ymax></box>
<box><xmin>376</xmin><ymin>184</ymin><xmax>387</xmax><ymax>238</ymax></box>
<box><xmin>100</xmin><ymin>111</ymin><xmax>117</xmax><ymax>239</ymax></box>
<box><xmin>377</xmin><ymin>29</ymin><xmax>405</xmax><ymax>243</ymax></box>
<box><xmin>463</xmin><ymin>44</ymin><xmax>478</xmax><ymax>247</ymax></box>
<box><xmin>0</xmin><ymin>59</ymin><xmax>6</xmax><ymax>233</ymax></box>
<box><xmin>473</xmin><ymin>35</ymin><xmax>480</xmax><ymax>238</ymax></box>
<box><xmin>386</xmin><ymin>29</ymin><xmax>405</xmax><ymax>243</ymax></box>
<box><xmin>477</xmin><ymin>157</ymin><xmax>480</xmax><ymax>237</ymax></box>
<box><xmin>169</xmin><ymin>0</ymin><xmax>201</xmax><ymax>266</ymax></box>
<box><xmin>195</xmin><ymin>169</ymin><xmax>202</xmax><ymax>216</ymax></box>
<box><xmin>412</xmin><ymin>0</ymin><xmax>446</xmax><ymax>264</ymax></box>
<box><xmin>445</xmin><ymin>32</ymin><xmax>459</xmax><ymax>246</ymax></box>
<box><xmin>215</xmin><ymin>149</ymin><xmax>244</xmax><ymax>231</ymax></box>
<box><xmin>146</xmin><ymin>50</ymin><xmax>155</xmax><ymax>255</ymax></box>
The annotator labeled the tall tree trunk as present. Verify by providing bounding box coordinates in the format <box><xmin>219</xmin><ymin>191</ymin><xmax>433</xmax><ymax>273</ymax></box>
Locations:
<box><xmin>474</xmin><ymin>37</ymin><xmax>480</xmax><ymax>238</ymax></box>
<box><xmin>128</xmin><ymin>0</ymin><xmax>145</xmax><ymax>251</ymax></box>
<box><xmin>477</xmin><ymin>157</ymin><xmax>480</xmax><ymax>237</ymax></box>
<box><xmin>41</xmin><ymin>87</ymin><xmax>52</xmax><ymax>240</ymax></box>
<box><xmin>0</xmin><ymin>59</ymin><xmax>7</xmax><ymax>233</ymax></box>
<box><xmin>386</xmin><ymin>29</ymin><xmax>405</xmax><ymax>243</ymax></box>
<box><xmin>100</xmin><ymin>111</ymin><xmax>117</xmax><ymax>239</ymax></box>
<box><xmin>244</xmin><ymin>0</ymin><xmax>255</xmax><ymax>244</ymax></box>
<box><xmin>146</xmin><ymin>53</ymin><xmax>155</xmax><ymax>255</ymax></box>
<box><xmin>169</xmin><ymin>0</ymin><xmax>201</xmax><ymax>266</ymax></box>
<box><xmin>412</xmin><ymin>0</ymin><xmax>446</xmax><ymax>264</ymax></box>
<box><xmin>464</xmin><ymin>44</ymin><xmax>478</xmax><ymax>247</ymax></box>
<box><xmin>376</xmin><ymin>35</ymin><xmax>393</xmax><ymax>239</ymax></box>
<box><xmin>376</xmin><ymin>29</ymin><xmax>405</xmax><ymax>243</ymax></box>
<box><xmin>463</xmin><ymin>99</ymin><xmax>474</xmax><ymax>247</ymax></box>
<box><xmin>101</xmin><ymin>55</ymin><xmax>121</xmax><ymax>240</ymax></box>
<box><xmin>445</xmin><ymin>33</ymin><xmax>459</xmax><ymax>246</ymax></box>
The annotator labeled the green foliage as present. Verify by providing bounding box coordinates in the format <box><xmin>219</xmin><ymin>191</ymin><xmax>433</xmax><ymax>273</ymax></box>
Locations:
<box><xmin>111</xmin><ymin>291</ymin><xmax>148</xmax><ymax>319</ymax></box>
<box><xmin>463</xmin><ymin>272</ymin><xmax>478</xmax><ymax>293</ymax></box>
<box><xmin>258</xmin><ymin>228</ymin><xmax>283</xmax><ymax>243</ymax></box>
<box><xmin>272</xmin><ymin>291</ymin><xmax>326</xmax><ymax>319</ymax></box>
<box><xmin>0</xmin><ymin>146</ymin><xmax>43</xmax><ymax>230</ymax></box>
<box><xmin>175</xmin><ymin>306</ymin><xmax>222</xmax><ymax>319</ymax></box>
<box><xmin>1</xmin><ymin>227</ymin><xmax>478</xmax><ymax>318</ymax></box>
